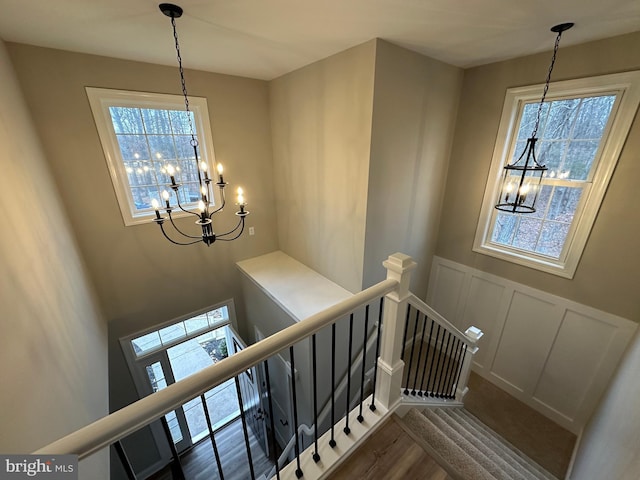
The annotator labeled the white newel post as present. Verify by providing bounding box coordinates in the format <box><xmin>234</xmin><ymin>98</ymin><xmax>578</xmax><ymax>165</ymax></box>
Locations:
<box><xmin>376</xmin><ymin>253</ymin><xmax>417</xmax><ymax>411</ymax></box>
<box><xmin>455</xmin><ymin>326</ymin><xmax>483</xmax><ymax>402</ymax></box>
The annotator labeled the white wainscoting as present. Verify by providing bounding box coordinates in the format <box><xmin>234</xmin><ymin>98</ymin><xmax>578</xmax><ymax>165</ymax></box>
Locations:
<box><xmin>427</xmin><ymin>256</ymin><xmax>637</xmax><ymax>434</ymax></box>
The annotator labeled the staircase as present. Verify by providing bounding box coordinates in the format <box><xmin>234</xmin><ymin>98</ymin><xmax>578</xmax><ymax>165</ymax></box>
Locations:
<box><xmin>401</xmin><ymin>407</ymin><xmax>558</xmax><ymax>480</ymax></box>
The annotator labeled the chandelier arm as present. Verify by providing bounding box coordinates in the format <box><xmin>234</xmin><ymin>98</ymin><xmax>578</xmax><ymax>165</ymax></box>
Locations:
<box><xmin>172</xmin><ymin>195</ymin><xmax>202</xmax><ymax>218</ymax></box>
<box><xmin>167</xmin><ymin>211</ymin><xmax>205</xmax><ymax>239</ymax></box>
<box><xmin>216</xmin><ymin>216</ymin><xmax>246</xmax><ymax>241</ymax></box>
<box><xmin>158</xmin><ymin>222</ymin><xmax>203</xmax><ymax>246</ymax></box>
<box><xmin>209</xmin><ymin>195</ymin><xmax>226</xmax><ymax>217</ymax></box>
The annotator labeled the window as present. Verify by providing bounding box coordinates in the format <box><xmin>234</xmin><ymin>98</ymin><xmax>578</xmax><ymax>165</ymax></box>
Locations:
<box><xmin>474</xmin><ymin>72</ymin><xmax>640</xmax><ymax>278</ymax></box>
<box><xmin>121</xmin><ymin>301</ymin><xmax>242</xmax><ymax>449</ymax></box>
<box><xmin>86</xmin><ymin>88</ymin><xmax>216</xmax><ymax>225</ymax></box>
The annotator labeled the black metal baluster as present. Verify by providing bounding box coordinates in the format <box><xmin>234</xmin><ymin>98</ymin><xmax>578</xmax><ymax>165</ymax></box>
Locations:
<box><xmin>201</xmin><ymin>393</ymin><xmax>224</xmax><ymax>480</ymax></box>
<box><xmin>445</xmin><ymin>339</ymin><xmax>463</xmax><ymax>399</ymax></box>
<box><xmin>312</xmin><ymin>334</ymin><xmax>320</xmax><ymax>462</ymax></box>
<box><xmin>235</xmin><ymin>376</ymin><xmax>256</xmax><ymax>480</ymax></box>
<box><xmin>435</xmin><ymin>332</ymin><xmax>452</xmax><ymax>397</ymax></box>
<box><xmin>358</xmin><ymin>304</ymin><xmax>369</xmax><ymax>422</ymax></box>
<box><xmin>425</xmin><ymin>324</ymin><xmax>441</xmax><ymax>395</ymax></box>
<box><xmin>438</xmin><ymin>334</ymin><xmax>456</xmax><ymax>397</ymax></box>
<box><xmin>113</xmin><ymin>441</ymin><xmax>136</xmax><ymax>480</ymax></box>
<box><xmin>418</xmin><ymin>318</ymin><xmax>436</xmax><ymax>395</ymax></box>
<box><xmin>412</xmin><ymin>311</ymin><xmax>428</xmax><ymax>395</ymax></box>
<box><xmin>289</xmin><ymin>346</ymin><xmax>303</xmax><ymax>478</ymax></box>
<box><xmin>329</xmin><ymin>322</ymin><xmax>337</xmax><ymax>448</ymax></box>
<box><xmin>344</xmin><ymin>313</ymin><xmax>354</xmax><ymax>435</ymax></box>
<box><xmin>160</xmin><ymin>416</ymin><xmax>185</xmax><ymax>480</ymax></box>
<box><xmin>264</xmin><ymin>360</ymin><xmax>281</xmax><ymax>480</ymax></box>
<box><xmin>450</xmin><ymin>344</ymin><xmax>469</xmax><ymax>399</ymax></box>
<box><xmin>404</xmin><ymin>306</ymin><xmax>420</xmax><ymax>395</ymax></box>
<box><xmin>370</xmin><ymin>297</ymin><xmax>384</xmax><ymax>412</ymax></box>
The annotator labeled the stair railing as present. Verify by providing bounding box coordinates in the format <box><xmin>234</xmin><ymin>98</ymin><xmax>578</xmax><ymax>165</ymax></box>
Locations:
<box><xmin>400</xmin><ymin>294</ymin><xmax>483</xmax><ymax>401</ymax></box>
<box><xmin>34</xmin><ymin>253</ymin><xmax>481</xmax><ymax>480</ymax></box>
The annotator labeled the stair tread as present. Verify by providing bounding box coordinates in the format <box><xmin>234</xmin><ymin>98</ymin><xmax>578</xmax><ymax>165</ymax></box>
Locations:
<box><xmin>451</xmin><ymin>408</ymin><xmax>557</xmax><ymax>480</ymax></box>
<box><xmin>439</xmin><ymin>408</ymin><xmax>556</xmax><ymax>480</ymax></box>
<box><xmin>403</xmin><ymin>409</ymin><xmax>498</xmax><ymax>480</ymax></box>
<box><xmin>423</xmin><ymin>408</ymin><xmax>530</xmax><ymax>480</ymax></box>
<box><xmin>401</xmin><ymin>407</ymin><xmax>558</xmax><ymax>480</ymax></box>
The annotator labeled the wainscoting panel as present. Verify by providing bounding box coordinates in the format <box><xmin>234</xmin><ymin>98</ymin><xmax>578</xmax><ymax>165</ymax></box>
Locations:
<box><xmin>459</xmin><ymin>275</ymin><xmax>507</xmax><ymax>370</ymax></box>
<box><xmin>491</xmin><ymin>292</ymin><xmax>561</xmax><ymax>394</ymax></box>
<box><xmin>427</xmin><ymin>256</ymin><xmax>637</xmax><ymax>434</ymax></box>
<box><xmin>428</xmin><ymin>261</ymin><xmax>467</xmax><ymax>328</ymax></box>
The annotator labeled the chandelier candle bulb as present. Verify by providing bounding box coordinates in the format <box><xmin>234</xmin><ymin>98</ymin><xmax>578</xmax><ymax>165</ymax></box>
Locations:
<box><xmin>151</xmin><ymin>199</ymin><xmax>162</xmax><ymax>219</ymax></box>
<box><xmin>162</xmin><ymin>190</ymin><xmax>171</xmax><ymax>208</ymax></box>
<box><xmin>236</xmin><ymin>187</ymin><xmax>245</xmax><ymax>206</ymax></box>
<box><xmin>217</xmin><ymin>163</ymin><xmax>224</xmax><ymax>183</ymax></box>
<box><xmin>200</xmin><ymin>161</ymin><xmax>209</xmax><ymax>180</ymax></box>
<box><xmin>166</xmin><ymin>164</ymin><xmax>177</xmax><ymax>186</ymax></box>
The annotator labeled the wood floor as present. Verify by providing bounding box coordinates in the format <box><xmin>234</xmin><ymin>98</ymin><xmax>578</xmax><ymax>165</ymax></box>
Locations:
<box><xmin>149</xmin><ymin>418</ymin><xmax>274</xmax><ymax>480</ymax></box>
<box><xmin>329</xmin><ymin>417</ymin><xmax>455</xmax><ymax>480</ymax></box>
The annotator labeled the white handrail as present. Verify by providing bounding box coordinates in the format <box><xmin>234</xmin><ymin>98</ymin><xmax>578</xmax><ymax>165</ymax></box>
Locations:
<box><xmin>34</xmin><ymin>278</ymin><xmax>398</xmax><ymax>459</ymax></box>
<box><xmin>407</xmin><ymin>293</ymin><xmax>479</xmax><ymax>349</ymax></box>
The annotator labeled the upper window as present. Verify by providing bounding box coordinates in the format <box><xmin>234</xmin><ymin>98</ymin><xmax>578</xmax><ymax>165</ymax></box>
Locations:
<box><xmin>86</xmin><ymin>88</ymin><xmax>217</xmax><ymax>225</ymax></box>
<box><xmin>474</xmin><ymin>72</ymin><xmax>640</xmax><ymax>278</ymax></box>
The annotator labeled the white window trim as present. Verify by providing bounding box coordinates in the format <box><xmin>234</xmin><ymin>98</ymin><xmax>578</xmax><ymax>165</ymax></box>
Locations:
<box><xmin>86</xmin><ymin>87</ymin><xmax>217</xmax><ymax>226</ymax></box>
<box><xmin>474</xmin><ymin>71</ymin><xmax>640</xmax><ymax>278</ymax></box>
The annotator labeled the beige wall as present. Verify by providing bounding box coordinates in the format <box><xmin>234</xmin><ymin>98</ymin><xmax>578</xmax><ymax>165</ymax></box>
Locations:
<box><xmin>436</xmin><ymin>32</ymin><xmax>640</xmax><ymax>321</ymax></box>
<box><xmin>269</xmin><ymin>41</ymin><xmax>376</xmax><ymax>293</ymax></box>
<box><xmin>570</xmin><ymin>332</ymin><xmax>640</xmax><ymax>479</ymax></box>
<box><xmin>0</xmin><ymin>40</ymin><xmax>108</xmax><ymax>476</ymax></box>
<box><xmin>7</xmin><ymin>43</ymin><xmax>278</xmax><ymax>475</ymax></box>
<box><xmin>364</xmin><ymin>40</ymin><xmax>462</xmax><ymax>296</ymax></box>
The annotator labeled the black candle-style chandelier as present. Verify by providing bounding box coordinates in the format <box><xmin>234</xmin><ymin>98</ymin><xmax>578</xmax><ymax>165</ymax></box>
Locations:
<box><xmin>152</xmin><ymin>3</ymin><xmax>249</xmax><ymax>246</ymax></box>
<box><xmin>495</xmin><ymin>22</ymin><xmax>573</xmax><ymax>214</ymax></box>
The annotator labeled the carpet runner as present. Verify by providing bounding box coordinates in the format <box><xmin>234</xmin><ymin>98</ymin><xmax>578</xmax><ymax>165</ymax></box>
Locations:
<box><xmin>401</xmin><ymin>407</ymin><xmax>558</xmax><ymax>480</ymax></box>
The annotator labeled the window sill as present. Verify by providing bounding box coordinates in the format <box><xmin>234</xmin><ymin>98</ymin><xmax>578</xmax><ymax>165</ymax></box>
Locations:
<box><xmin>472</xmin><ymin>243</ymin><xmax>576</xmax><ymax>279</ymax></box>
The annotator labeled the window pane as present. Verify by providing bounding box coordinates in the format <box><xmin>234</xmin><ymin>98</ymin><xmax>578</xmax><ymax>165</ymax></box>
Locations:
<box><xmin>563</xmin><ymin>141</ymin><xmax>599</xmax><ymax>180</ymax></box>
<box><xmin>530</xmin><ymin>185</ymin><xmax>553</xmax><ymax>219</ymax></box>
<box><xmin>572</xmin><ymin>96</ymin><xmax>615</xmax><ymax>139</ymax></box>
<box><xmin>512</xmin><ymin>217</ymin><xmax>543</xmax><ymax>251</ymax></box>
<box><xmin>516</xmin><ymin>102</ymin><xmax>549</xmax><ymax>141</ymax></box>
<box><xmin>141</xmin><ymin>108</ymin><xmax>172</xmax><ymax>134</ymax></box>
<box><xmin>116</xmin><ymin>135</ymin><xmax>150</xmax><ymax>161</ymax></box>
<box><xmin>208</xmin><ymin>306</ymin><xmax>228</xmax><ymax>326</ymax></box>
<box><xmin>159</xmin><ymin>322</ymin><xmax>187</xmax><ymax>344</ymax></box>
<box><xmin>130</xmin><ymin>187</ymin><xmax>161</xmax><ymax>210</ymax></box>
<box><xmin>110</xmin><ymin>107</ymin><xmax>144</xmax><ymax>134</ymax></box>
<box><xmin>547</xmin><ymin>186</ymin><xmax>583</xmax><ymax>223</ymax></box>
<box><xmin>148</xmin><ymin>135</ymin><xmax>177</xmax><ymax>161</ymax></box>
<box><xmin>184</xmin><ymin>315</ymin><xmax>209</xmax><ymax>335</ymax></box>
<box><xmin>536</xmin><ymin>140</ymin><xmax>564</xmax><ymax>174</ymax></box>
<box><xmin>536</xmin><ymin>222</ymin><xmax>571</xmax><ymax>258</ymax></box>
<box><xmin>491</xmin><ymin>213</ymin><xmax>518</xmax><ymax>245</ymax></box>
<box><xmin>125</xmin><ymin>161</ymin><xmax>155</xmax><ymax>187</ymax></box>
<box><xmin>169</xmin><ymin>110</ymin><xmax>195</xmax><ymax>135</ymax></box>
<box><xmin>542</xmin><ymin>99</ymin><xmax>580</xmax><ymax>139</ymax></box>
<box><xmin>132</xmin><ymin>331</ymin><xmax>161</xmax><ymax>356</ymax></box>
<box><xmin>175</xmin><ymin>136</ymin><xmax>196</xmax><ymax>160</ymax></box>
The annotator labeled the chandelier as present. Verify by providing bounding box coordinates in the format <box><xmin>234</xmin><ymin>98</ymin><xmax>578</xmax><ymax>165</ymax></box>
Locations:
<box><xmin>495</xmin><ymin>22</ymin><xmax>573</xmax><ymax>214</ymax></box>
<box><xmin>152</xmin><ymin>3</ymin><xmax>249</xmax><ymax>246</ymax></box>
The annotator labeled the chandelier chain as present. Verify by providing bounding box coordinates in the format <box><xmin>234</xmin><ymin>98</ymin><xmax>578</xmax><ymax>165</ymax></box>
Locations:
<box><xmin>170</xmin><ymin>15</ymin><xmax>198</xmax><ymax>147</ymax></box>
<box><xmin>531</xmin><ymin>30</ymin><xmax>564</xmax><ymax>139</ymax></box>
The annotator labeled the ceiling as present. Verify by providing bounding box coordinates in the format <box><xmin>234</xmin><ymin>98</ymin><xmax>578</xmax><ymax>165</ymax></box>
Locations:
<box><xmin>0</xmin><ymin>0</ymin><xmax>639</xmax><ymax>80</ymax></box>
